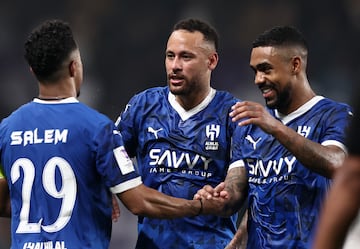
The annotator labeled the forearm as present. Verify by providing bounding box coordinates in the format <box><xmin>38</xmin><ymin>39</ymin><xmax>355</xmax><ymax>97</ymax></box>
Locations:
<box><xmin>119</xmin><ymin>184</ymin><xmax>202</xmax><ymax>218</ymax></box>
<box><xmin>221</xmin><ymin>167</ymin><xmax>248</xmax><ymax>216</ymax></box>
<box><xmin>272</xmin><ymin>124</ymin><xmax>345</xmax><ymax>178</ymax></box>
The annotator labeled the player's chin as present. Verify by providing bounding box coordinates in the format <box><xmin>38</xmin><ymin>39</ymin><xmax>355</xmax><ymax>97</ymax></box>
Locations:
<box><xmin>265</xmin><ymin>98</ymin><xmax>277</xmax><ymax>109</ymax></box>
<box><xmin>169</xmin><ymin>85</ymin><xmax>185</xmax><ymax>95</ymax></box>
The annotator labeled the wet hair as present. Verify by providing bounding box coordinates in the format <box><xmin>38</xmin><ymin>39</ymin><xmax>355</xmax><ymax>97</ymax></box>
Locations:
<box><xmin>173</xmin><ymin>18</ymin><xmax>219</xmax><ymax>51</ymax></box>
<box><xmin>24</xmin><ymin>19</ymin><xmax>77</xmax><ymax>82</ymax></box>
<box><xmin>252</xmin><ymin>25</ymin><xmax>308</xmax><ymax>52</ymax></box>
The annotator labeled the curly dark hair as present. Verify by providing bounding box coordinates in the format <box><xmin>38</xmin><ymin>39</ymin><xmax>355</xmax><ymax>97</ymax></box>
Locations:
<box><xmin>252</xmin><ymin>25</ymin><xmax>308</xmax><ymax>51</ymax></box>
<box><xmin>172</xmin><ymin>18</ymin><xmax>219</xmax><ymax>51</ymax></box>
<box><xmin>24</xmin><ymin>19</ymin><xmax>77</xmax><ymax>82</ymax></box>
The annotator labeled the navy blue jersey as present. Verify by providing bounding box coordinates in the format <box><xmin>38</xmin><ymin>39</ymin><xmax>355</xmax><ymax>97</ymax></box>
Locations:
<box><xmin>229</xmin><ymin>96</ymin><xmax>352</xmax><ymax>249</ymax></box>
<box><xmin>116</xmin><ymin>86</ymin><xmax>239</xmax><ymax>249</ymax></box>
<box><xmin>0</xmin><ymin>98</ymin><xmax>141</xmax><ymax>249</ymax></box>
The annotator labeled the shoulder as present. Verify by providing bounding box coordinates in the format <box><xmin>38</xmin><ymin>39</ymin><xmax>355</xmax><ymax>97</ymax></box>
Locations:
<box><xmin>79</xmin><ymin>103</ymin><xmax>113</xmax><ymax>124</ymax></box>
<box><xmin>133</xmin><ymin>86</ymin><xmax>168</xmax><ymax>99</ymax></box>
<box><xmin>318</xmin><ymin>97</ymin><xmax>351</xmax><ymax>110</ymax></box>
<box><xmin>215</xmin><ymin>89</ymin><xmax>240</xmax><ymax>102</ymax></box>
<box><xmin>316</xmin><ymin>97</ymin><xmax>353</xmax><ymax>120</ymax></box>
<box><xmin>126</xmin><ymin>86</ymin><xmax>169</xmax><ymax>111</ymax></box>
<box><xmin>211</xmin><ymin>90</ymin><xmax>240</xmax><ymax>112</ymax></box>
<box><xmin>0</xmin><ymin>102</ymin><xmax>33</xmax><ymax>128</ymax></box>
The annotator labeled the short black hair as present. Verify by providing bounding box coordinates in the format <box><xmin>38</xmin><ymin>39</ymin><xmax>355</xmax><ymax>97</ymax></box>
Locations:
<box><xmin>252</xmin><ymin>25</ymin><xmax>308</xmax><ymax>51</ymax></box>
<box><xmin>173</xmin><ymin>18</ymin><xmax>219</xmax><ymax>51</ymax></box>
<box><xmin>24</xmin><ymin>19</ymin><xmax>77</xmax><ymax>82</ymax></box>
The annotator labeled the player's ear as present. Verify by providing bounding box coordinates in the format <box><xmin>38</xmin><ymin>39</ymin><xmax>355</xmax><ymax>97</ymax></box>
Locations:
<box><xmin>291</xmin><ymin>56</ymin><xmax>301</xmax><ymax>74</ymax></box>
<box><xmin>69</xmin><ymin>60</ymin><xmax>76</xmax><ymax>77</ymax></box>
<box><xmin>208</xmin><ymin>52</ymin><xmax>218</xmax><ymax>70</ymax></box>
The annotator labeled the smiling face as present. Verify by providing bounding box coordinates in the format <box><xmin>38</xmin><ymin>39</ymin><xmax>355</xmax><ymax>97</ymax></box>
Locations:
<box><xmin>165</xmin><ymin>30</ymin><xmax>218</xmax><ymax>107</ymax></box>
<box><xmin>250</xmin><ymin>46</ymin><xmax>295</xmax><ymax>111</ymax></box>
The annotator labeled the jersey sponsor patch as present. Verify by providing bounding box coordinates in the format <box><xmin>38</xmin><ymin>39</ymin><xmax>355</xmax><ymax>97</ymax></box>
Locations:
<box><xmin>113</xmin><ymin>146</ymin><xmax>135</xmax><ymax>174</ymax></box>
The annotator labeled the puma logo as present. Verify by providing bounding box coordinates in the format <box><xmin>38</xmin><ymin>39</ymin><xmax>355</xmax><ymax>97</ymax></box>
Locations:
<box><xmin>147</xmin><ymin>127</ymin><xmax>164</xmax><ymax>139</ymax></box>
<box><xmin>245</xmin><ymin>135</ymin><xmax>262</xmax><ymax>150</ymax></box>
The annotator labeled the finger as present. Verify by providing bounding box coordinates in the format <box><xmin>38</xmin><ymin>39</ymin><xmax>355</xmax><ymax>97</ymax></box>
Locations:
<box><xmin>203</xmin><ymin>185</ymin><xmax>219</xmax><ymax>198</ymax></box>
<box><xmin>195</xmin><ymin>185</ymin><xmax>218</xmax><ymax>199</ymax></box>
<box><xmin>214</xmin><ymin>182</ymin><xmax>225</xmax><ymax>192</ymax></box>
<box><xmin>193</xmin><ymin>193</ymin><xmax>201</xmax><ymax>200</ymax></box>
<box><xmin>111</xmin><ymin>195</ymin><xmax>121</xmax><ymax>222</ymax></box>
<box><xmin>219</xmin><ymin>190</ymin><xmax>230</xmax><ymax>199</ymax></box>
<box><xmin>194</xmin><ymin>188</ymin><xmax>212</xmax><ymax>200</ymax></box>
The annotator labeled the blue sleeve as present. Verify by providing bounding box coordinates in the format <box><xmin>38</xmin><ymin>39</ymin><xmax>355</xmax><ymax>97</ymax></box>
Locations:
<box><xmin>321</xmin><ymin>103</ymin><xmax>352</xmax><ymax>145</ymax></box>
<box><xmin>115</xmin><ymin>94</ymin><xmax>140</xmax><ymax>158</ymax></box>
<box><xmin>95</xmin><ymin>120</ymin><xmax>140</xmax><ymax>189</ymax></box>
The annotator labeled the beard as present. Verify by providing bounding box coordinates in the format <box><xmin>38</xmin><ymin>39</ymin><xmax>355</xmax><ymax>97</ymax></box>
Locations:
<box><xmin>265</xmin><ymin>83</ymin><xmax>292</xmax><ymax>111</ymax></box>
<box><xmin>167</xmin><ymin>75</ymin><xmax>195</xmax><ymax>96</ymax></box>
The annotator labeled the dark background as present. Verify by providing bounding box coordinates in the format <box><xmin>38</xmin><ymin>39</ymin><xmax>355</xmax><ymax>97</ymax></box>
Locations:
<box><xmin>1</xmin><ymin>0</ymin><xmax>359</xmax><ymax>248</ymax></box>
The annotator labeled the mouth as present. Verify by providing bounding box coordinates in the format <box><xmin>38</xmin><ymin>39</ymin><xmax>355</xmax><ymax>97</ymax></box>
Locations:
<box><xmin>169</xmin><ymin>74</ymin><xmax>184</xmax><ymax>85</ymax></box>
<box><xmin>259</xmin><ymin>85</ymin><xmax>275</xmax><ymax>99</ymax></box>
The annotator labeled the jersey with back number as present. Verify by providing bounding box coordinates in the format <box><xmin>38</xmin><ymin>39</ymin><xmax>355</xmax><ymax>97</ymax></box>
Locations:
<box><xmin>229</xmin><ymin>96</ymin><xmax>352</xmax><ymax>249</ymax></box>
<box><xmin>0</xmin><ymin>98</ymin><xmax>141</xmax><ymax>249</ymax></box>
<box><xmin>116</xmin><ymin>86</ymin><xmax>239</xmax><ymax>249</ymax></box>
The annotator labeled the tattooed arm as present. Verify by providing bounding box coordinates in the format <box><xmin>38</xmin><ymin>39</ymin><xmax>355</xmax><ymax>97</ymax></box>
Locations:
<box><xmin>195</xmin><ymin>167</ymin><xmax>248</xmax><ymax>248</ymax></box>
<box><xmin>194</xmin><ymin>166</ymin><xmax>248</xmax><ymax>217</ymax></box>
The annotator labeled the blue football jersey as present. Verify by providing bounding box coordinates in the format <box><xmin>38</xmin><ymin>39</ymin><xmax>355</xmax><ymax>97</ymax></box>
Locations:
<box><xmin>229</xmin><ymin>96</ymin><xmax>352</xmax><ymax>249</ymax></box>
<box><xmin>0</xmin><ymin>98</ymin><xmax>141</xmax><ymax>249</ymax></box>
<box><xmin>116</xmin><ymin>87</ymin><xmax>239</xmax><ymax>249</ymax></box>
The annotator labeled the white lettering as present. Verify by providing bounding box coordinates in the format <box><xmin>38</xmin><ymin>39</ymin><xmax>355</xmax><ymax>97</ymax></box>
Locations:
<box><xmin>148</xmin><ymin>149</ymin><xmax>212</xmax><ymax>169</ymax></box>
<box><xmin>10</xmin><ymin>131</ymin><xmax>22</xmax><ymax>145</ymax></box>
<box><xmin>24</xmin><ymin>130</ymin><xmax>34</xmax><ymax>146</ymax></box>
<box><xmin>10</xmin><ymin>129</ymin><xmax>68</xmax><ymax>146</ymax></box>
<box><xmin>247</xmin><ymin>156</ymin><xmax>296</xmax><ymax>177</ymax></box>
<box><xmin>22</xmin><ymin>241</ymin><xmax>67</xmax><ymax>249</ymax></box>
<box><xmin>172</xmin><ymin>151</ymin><xmax>185</xmax><ymax>168</ymax></box>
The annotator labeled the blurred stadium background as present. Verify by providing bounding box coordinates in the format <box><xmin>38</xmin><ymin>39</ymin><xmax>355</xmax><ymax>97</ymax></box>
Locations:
<box><xmin>1</xmin><ymin>0</ymin><xmax>359</xmax><ymax>248</ymax></box>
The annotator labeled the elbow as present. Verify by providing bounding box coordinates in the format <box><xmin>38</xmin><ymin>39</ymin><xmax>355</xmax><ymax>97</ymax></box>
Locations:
<box><xmin>327</xmin><ymin>157</ymin><xmax>346</xmax><ymax>179</ymax></box>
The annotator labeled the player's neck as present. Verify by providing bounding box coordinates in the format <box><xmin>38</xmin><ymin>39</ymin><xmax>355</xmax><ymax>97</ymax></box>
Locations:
<box><xmin>37</xmin><ymin>96</ymin><xmax>70</xmax><ymax>101</ymax></box>
<box><xmin>176</xmin><ymin>87</ymin><xmax>211</xmax><ymax>111</ymax></box>
<box><xmin>38</xmin><ymin>78</ymin><xmax>77</xmax><ymax>101</ymax></box>
<box><xmin>38</xmin><ymin>81</ymin><xmax>77</xmax><ymax>100</ymax></box>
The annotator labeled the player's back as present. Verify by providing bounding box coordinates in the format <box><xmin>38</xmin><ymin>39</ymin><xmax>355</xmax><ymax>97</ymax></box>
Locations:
<box><xmin>0</xmin><ymin>98</ymin><xmax>115</xmax><ymax>249</ymax></box>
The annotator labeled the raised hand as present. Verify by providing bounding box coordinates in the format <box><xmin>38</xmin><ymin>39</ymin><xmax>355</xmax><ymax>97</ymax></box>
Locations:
<box><xmin>230</xmin><ymin>101</ymin><xmax>280</xmax><ymax>134</ymax></box>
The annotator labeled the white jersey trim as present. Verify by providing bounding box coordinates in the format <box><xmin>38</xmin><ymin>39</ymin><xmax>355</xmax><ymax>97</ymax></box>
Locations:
<box><xmin>322</xmin><ymin>140</ymin><xmax>348</xmax><ymax>155</ymax></box>
<box><xmin>168</xmin><ymin>88</ymin><xmax>216</xmax><ymax>121</ymax></box>
<box><xmin>228</xmin><ymin>160</ymin><xmax>245</xmax><ymax>171</ymax></box>
<box><xmin>110</xmin><ymin>176</ymin><xmax>142</xmax><ymax>194</ymax></box>
<box><xmin>275</xmin><ymin>96</ymin><xmax>324</xmax><ymax>125</ymax></box>
<box><xmin>33</xmin><ymin>97</ymin><xmax>79</xmax><ymax>104</ymax></box>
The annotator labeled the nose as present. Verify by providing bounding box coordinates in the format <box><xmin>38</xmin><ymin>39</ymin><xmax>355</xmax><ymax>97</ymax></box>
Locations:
<box><xmin>170</xmin><ymin>57</ymin><xmax>182</xmax><ymax>72</ymax></box>
<box><xmin>254</xmin><ymin>71</ymin><xmax>265</xmax><ymax>85</ymax></box>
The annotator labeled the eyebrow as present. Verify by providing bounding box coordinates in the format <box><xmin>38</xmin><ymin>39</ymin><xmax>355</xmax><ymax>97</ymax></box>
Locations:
<box><xmin>251</xmin><ymin>62</ymin><xmax>273</xmax><ymax>72</ymax></box>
